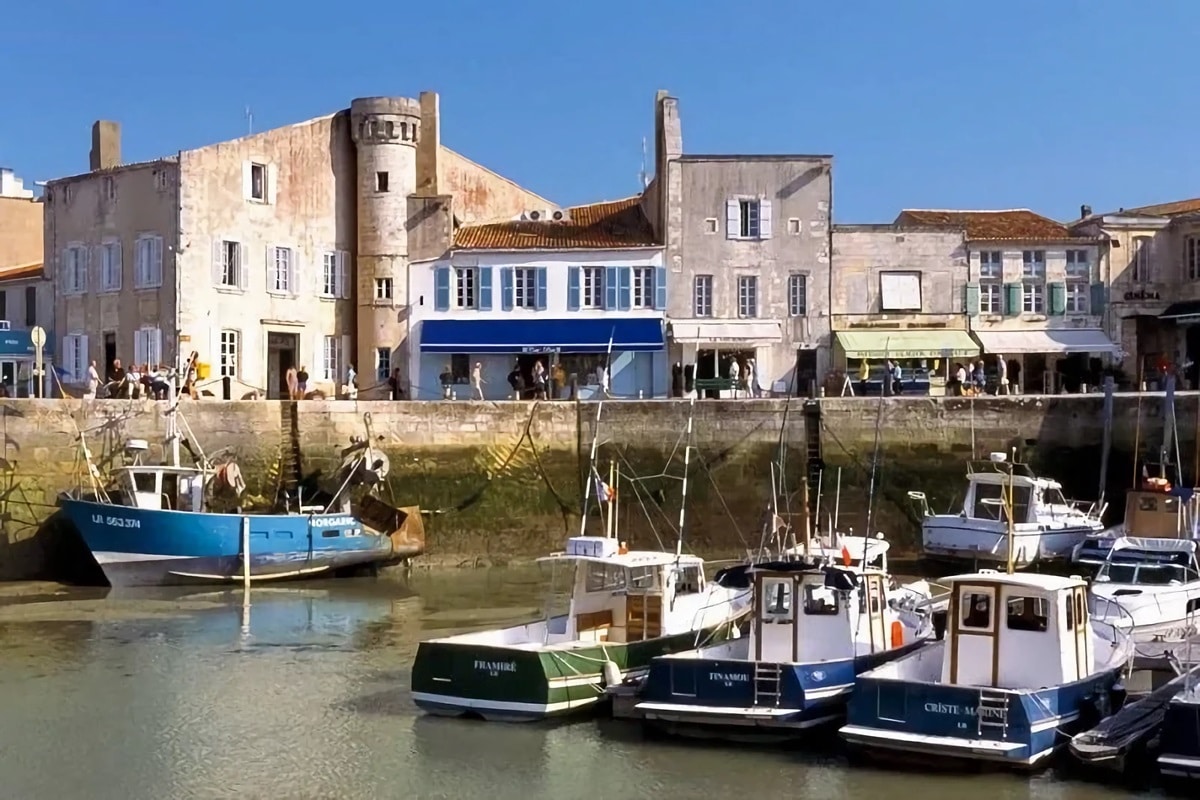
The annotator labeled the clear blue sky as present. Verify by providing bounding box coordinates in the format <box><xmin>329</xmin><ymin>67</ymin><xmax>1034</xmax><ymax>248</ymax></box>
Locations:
<box><xmin>3</xmin><ymin>0</ymin><xmax>1196</xmax><ymax>222</ymax></box>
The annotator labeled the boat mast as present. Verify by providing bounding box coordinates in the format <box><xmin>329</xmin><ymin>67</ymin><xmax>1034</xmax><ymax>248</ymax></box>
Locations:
<box><xmin>1005</xmin><ymin>461</ymin><xmax>1016</xmax><ymax>575</ymax></box>
<box><xmin>166</xmin><ymin>368</ymin><xmax>181</xmax><ymax>468</ymax></box>
<box><xmin>674</xmin><ymin>397</ymin><xmax>696</xmax><ymax>558</ymax></box>
<box><xmin>577</xmin><ymin>333</ymin><xmax>616</xmax><ymax>538</ymax></box>
<box><xmin>862</xmin><ymin>340</ymin><xmax>890</xmax><ymax>564</ymax></box>
<box><xmin>1097</xmin><ymin>376</ymin><xmax>1114</xmax><ymax>511</ymax></box>
<box><xmin>606</xmin><ymin>459</ymin><xmax>617</xmax><ymax>540</ymax></box>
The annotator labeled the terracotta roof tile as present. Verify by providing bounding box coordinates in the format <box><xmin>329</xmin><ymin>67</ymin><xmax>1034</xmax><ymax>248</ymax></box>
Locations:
<box><xmin>0</xmin><ymin>262</ymin><xmax>43</xmax><ymax>282</ymax></box>
<box><xmin>453</xmin><ymin>196</ymin><xmax>657</xmax><ymax>251</ymax></box>
<box><xmin>1115</xmin><ymin>198</ymin><xmax>1200</xmax><ymax>218</ymax></box>
<box><xmin>895</xmin><ymin>209</ymin><xmax>1090</xmax><ymax>242</ymax></box>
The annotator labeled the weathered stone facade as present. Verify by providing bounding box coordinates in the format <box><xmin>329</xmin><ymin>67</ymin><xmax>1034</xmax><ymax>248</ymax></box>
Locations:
<box><xmin>0</xmin><ymin>394</ymin><xmax>1182</xmax><ymax>580</ymax></box>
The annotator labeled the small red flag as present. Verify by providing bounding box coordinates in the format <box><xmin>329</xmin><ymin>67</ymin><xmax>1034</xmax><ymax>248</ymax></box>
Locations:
<box><xmin>841</xmin><ymin>545</ymin><xmax>852</xmax><ymax>567</ymax></box>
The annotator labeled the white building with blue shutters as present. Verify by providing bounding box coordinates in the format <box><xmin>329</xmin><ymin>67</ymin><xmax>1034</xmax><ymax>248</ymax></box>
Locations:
<box><xmin>408</xmin><ymin>196</ymin><xmax>669</xmax><ymax>400</ymax></box>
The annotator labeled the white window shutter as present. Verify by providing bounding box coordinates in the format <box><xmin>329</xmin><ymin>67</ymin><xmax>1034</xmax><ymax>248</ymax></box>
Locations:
<box><xmin>265</xmin><ymin>245</ymin><xmax>275</xmax><ymax>291</ymax></box>
<box><xmin>315</xmin><ymin>334</ymin><xmax>327</xmax><ymax>381</ymax></box>
<box><xmin>725</xmin><ymin>199</ymin><xmax>740</xmax><ymax>239</ymax></box>
<box><xmin>114</xmin><ymin>241</ymin><xmax>124</xmax><ymax>289</ymax></box>
<box><xmin>212</xmin><ymin>239</ymin><xmax>224</xmax><ymax>285</ymax></box>
<box><xmin>267</xmin><ymin>164</ymin><xmax>278</xmax><ymax>205</ymax></box>
<box><xmin>152</xmin><ymin>328</ymin><xmax>162</xmax><ymax>367</ymax></box>
<box><xmin>151</xmin><ymin>237</ymin><xmax>161</xmax><ymax>286</ymax></box>
<box><xmin>79</xmin><ymin>335</ymin><xmax>89</xmax><ymax>381</ymax></box>
<box><xmin>133</xmin><ymin>330</ymin><xmax>145</xmax><ymax>367</ymax></box>
<box><xmin>337</xmin><ymin>251</ymin><xmax>350</xmax><ymax>299</ymax></box>
<box><xmin>290</xmin><ymin>251</ymin><xmax>300</xmax><ymax>297</ymax></box>
<box><xmin>242</xmin><ymin>162</ymin><xmax>252</xmax><ymax>199</ymax></box>
<box><xmin>92</xmin><ymin>245</ymin><xmax>103</xmax><ymax>289</ymax></box>
<box><xmin>80</xmin><ymin>247</ymin><xmax>90</xmax><ymax>292</ymax></box>
<box><xmin>237</xmin><ymin>244</ymin><xmax>249</xmax><ymax>290</ymax></box>
<box><xmin>759</xmin><ymin>200</ymin><xmax>773</xmax><ymax>239</ymax></box>
<box><xmin>341</xmin><ymin>334</ymin><xmax>352</xmax><ymax>383</ymax></box>
<box><xmin>62</xmin><ymin>337</ymin><xmax>73</xmax><ymax>382</ymax></box>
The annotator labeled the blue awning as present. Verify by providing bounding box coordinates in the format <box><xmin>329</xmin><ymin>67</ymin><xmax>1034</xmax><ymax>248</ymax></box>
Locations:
<box><xmin>420</xmin><ymin>318</ymin><xmax>665</xmax><ymax>354</ymax></box>
<box><xmin>0</xmin><ymin>329</ymin><xmax>50</xmax><ymax>358</ymax></box>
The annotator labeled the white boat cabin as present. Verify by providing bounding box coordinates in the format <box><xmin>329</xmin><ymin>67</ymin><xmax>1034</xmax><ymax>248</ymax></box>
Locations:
<box><xmin>1094</xmin><ymin>537</ymin><xmax>1200</xmax><ymax>587</ymax></box>
<box><xmin>952</xmin><ymin>460</ymin><xmax>1094</xmax><ymax>528</ymax></box>
<box><xmin>786</xmin><ymin>534</ymin><xmax>890</xmax><ymax>573</ymax></box>
<box><xmin>539</xmin><ymin>536</ymin><xmax>709</xmax><ymax>645</ymax></box>
<box><xmin>751</xmin><ymin>566</ymin><xmax>903</xmax><ymax>663</ymax></box>
<box><xmin>107</xmin><ymin>438</ymin><xmax>208</xmax><ymax>512</ymax></box>
<box><xmin>943</xmin><ymin>572</ymin><xmax>1094</xmax><ymax>689</ymax></box>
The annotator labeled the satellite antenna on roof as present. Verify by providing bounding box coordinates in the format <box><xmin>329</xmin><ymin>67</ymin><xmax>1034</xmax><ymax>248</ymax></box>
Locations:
<box><xmin>638</xmin><ymin>136</ymin><xmax>649</xmax><ymax>190</ymax></box>
<box><xmin>245</xmin><ymin>106</ymin><xmax>254</xmax><ymax>135</ymax></box>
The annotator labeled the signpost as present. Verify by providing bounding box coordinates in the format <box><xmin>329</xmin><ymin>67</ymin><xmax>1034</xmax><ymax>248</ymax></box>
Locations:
<box><xmin>29</xmin><ymin>326</ymin><xmax>45</xmax><ymax>398</ymax></box>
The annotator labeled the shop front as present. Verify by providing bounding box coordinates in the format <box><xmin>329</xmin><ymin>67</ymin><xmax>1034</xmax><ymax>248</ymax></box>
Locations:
<box><xmin>1159</xmin><ymin>301</ymin><xmax>1200</xmax><ymax>389</ymax></box>
<box><xmin>831</xmin><ymin>328</ymin><xmax>979</xmax><ymax>396</ymax></box>
<box><xmin>666</xmin><ymin>319</ymin><xmax>783</xmax><ymax>397</ymax></box>
<box><xmin>971</xmin><ymin>327</ymin><xmax>1118</xmax><ymax>394</ymax></box>
<box><xmin>0</xmin><ymin>326</ymin><xmax>52</xmax><ymax>397</ymax></box>
<box><xmin>415</xmin><ymin>317</ymin><xmax>666</xmax><ymax>401</ymax></box>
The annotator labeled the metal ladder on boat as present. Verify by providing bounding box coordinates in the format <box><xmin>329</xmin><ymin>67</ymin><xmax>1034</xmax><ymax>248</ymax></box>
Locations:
<box><xmin>976</xmin><ymin>688</ymin><xmax>1011</xmax><ymax>739</ymax></box>
<box><xmin>753</xmin><ymin>662</ymin><xmax>783</xmax><ymax>708</ymax></box>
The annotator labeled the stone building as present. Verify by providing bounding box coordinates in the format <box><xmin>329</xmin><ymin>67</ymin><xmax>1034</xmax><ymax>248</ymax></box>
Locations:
<box><xmin>0</xmin><ymin>168</ymin><xmax>53</xmax><ymax>396</ymax></box>
<box><xmin>44</xmin><ymin>95</ymin><xmax>550</xmax><ymax>397</ymax></box>
<box><xmin>828</xmin><ymin>224</ymin><xmax>977</xmax><ymax>395</ymax></box>
<box><xmin>645</xmin><ymin>92</ymin><xmax>832</xmax><ymax>396</ymax></box>
<box><xmin>897</xmin><ymin>209</ymin><xmax>1115</xmax><ymax>394</ymax></box>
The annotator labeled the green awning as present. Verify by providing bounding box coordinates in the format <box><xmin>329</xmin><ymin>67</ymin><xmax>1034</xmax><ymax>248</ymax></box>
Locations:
<box><xmin>835</xmin><ymin>329</ymin><xmax>979</xmax><ymax>360</ymax></box>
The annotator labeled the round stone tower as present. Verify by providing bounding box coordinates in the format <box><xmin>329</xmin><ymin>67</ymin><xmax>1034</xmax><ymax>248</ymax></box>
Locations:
<box><xmin>350</xmin><ymin>96</ymin><xmax>421</xmax><ymax>397</ymax></box>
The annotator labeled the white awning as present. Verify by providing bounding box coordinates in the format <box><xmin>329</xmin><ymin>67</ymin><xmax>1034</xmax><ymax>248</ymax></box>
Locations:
<box><xmin>973</xmin><ymin>328</ymin><xmax>1118</xmax><ymax>355</ymax></box>
<box><xmin>667</xmin><ymin>319</ymin><xmax>783</xmax><ymax>344</ymax></box>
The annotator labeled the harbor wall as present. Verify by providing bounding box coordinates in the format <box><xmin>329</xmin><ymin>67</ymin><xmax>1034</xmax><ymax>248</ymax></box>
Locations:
<box><xmin>0</xmin><ymin>394</ymin><xmax>1187</xmax><ymax>580</ymax></box>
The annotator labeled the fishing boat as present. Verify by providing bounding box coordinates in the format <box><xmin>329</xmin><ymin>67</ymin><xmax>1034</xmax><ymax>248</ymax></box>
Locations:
<box><xmin>1073</xmin><ymin>485</ymin><xmax>1200</xmax><ymax>567</ymax></box>
<box><xmin>1159</xmin><ymin>669</ymin><xmax>1200</xmax><ymax>782</ymax></box>
<box><xmin>409</xmin><ymin>398</ymin><xmax>753</xmax><ymax>722</ymax></box>
<box><xmin>1089</xmin><ymin>537</ymin><xmax>1200</xmax><ymax>641</ymax></box>
<box><xmin>619</xmin><ymin>559</ymin><xmax>938</xmax><ymax>740</ymax></box>
<box><xmin>912</xmin><ymin>452</ymin><xmax>1103</xmax><ymax>570</ymax></box>
<box><xmin>58</xmin><ymin>376</ymin><xmax>422</xmax><ymax>588</ymax></box>
<box><xmin>840</xmin><ymin>460</ymin><xmax>1134</xmax><ymax>770</ymax></box>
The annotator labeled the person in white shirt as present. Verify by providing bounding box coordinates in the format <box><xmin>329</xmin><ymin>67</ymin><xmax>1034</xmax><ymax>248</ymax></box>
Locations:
<box><xmin>471</xmin><ymin>362</ymin><xmax>485</xmax><ymax>400</ymax></box>
<box><xmin>954</xmin><ymin>363</ymin><xmax>968</xmax><ymax>396</ymax></box>
<box><xmin>85</xmin><ymin>361</ymin><xmax>100</xmax><ymax>399</ymax></box>
<box><xmin>728</xmin><ymin>358</ymin><xmax>741</xmax><ymax>398</ymax></box>
<box><xmin>745</xmin><ymin>358</ymin><xmax>758</xmax><ymax>398</ymax></box>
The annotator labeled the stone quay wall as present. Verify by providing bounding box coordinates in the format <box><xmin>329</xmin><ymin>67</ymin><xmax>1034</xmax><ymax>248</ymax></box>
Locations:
<box><xmin>0</xmin><ymin>394</ymin><xmax>1186</xmax><ymax>580</ymax></box>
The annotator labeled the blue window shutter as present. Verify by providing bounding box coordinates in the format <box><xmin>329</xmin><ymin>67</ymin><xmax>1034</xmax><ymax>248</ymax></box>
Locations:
<box><xmin>535</xmin><ymin>267</ymin><xmax>548</xmax><ymax>310</ymax></box>
<box><xmin>655</xmin><ymin>266</ymin><xmax>668</xmax><ymax>310</ymax></box>
<box><xmin>1089</xmin><ymin>282</ymin><xmax>1107</xmax><ymax>313</ymax></box>
<box><xmin>500</xmin><ymin>267</ymin><xmax>513</xmax><ymax>311</ymax></box>
<box><xmin>434</xmin><ymin>267</ymin><xmax>450</xmax><ymax>311</ymax></box>
<box><xmin>567</xmin><ymin>267</ymin><xmax>580</xmax><ymax>311</ymax></box>
<box><xmin>605</xmin><ymin>266</ymin><xmax>619</xmax><ymax>310</ymax></box>
<box><xmin>1048</xmin><ymin>282</ymin><xmax>1066</xmax><ymax>316</ymax></box>
<box><xmin>618</xmin><ymin>267</ymin><xmax>631</xmax><ymax>311</ymax></box>
<box><xmin>1004</xmin><ymin>283</ymin><xmax>1021</xmax><ymax>316</ymax></box>
<box><xmin>964</xmin><ymin>283</ymin><xmax>980</xmax><ymax>315</ymax></box>
<box><xmin>725</xmin><ymin>199</ymin><xmax>740</xmax><ymax>239</ymax></box>
<box><xmin>478</xmin><ymin>267</ymin><xmax>493</xmax><ymax>311</ymax></box>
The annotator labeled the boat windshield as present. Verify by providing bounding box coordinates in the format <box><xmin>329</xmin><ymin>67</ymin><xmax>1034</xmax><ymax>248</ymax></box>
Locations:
<box><xmin>1098</xmin><ymin>553</ymin><xmax>1198</xmax><ymax>585</ymax></box>
<box><xmin>972</xmin><ymin>482</ymin><xmax>1032</xmax><ymax>521</ymax></box>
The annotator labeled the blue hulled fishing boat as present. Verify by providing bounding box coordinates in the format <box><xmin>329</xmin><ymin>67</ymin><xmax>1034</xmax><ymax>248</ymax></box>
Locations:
<box><xmin>59</xmin><ymin>382</ymin><xmax>422</xmax><ymax>587</ymax></box>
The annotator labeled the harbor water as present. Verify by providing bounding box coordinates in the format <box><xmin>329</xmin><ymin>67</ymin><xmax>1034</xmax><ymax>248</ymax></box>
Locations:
<box><xmin>0</xmin><ymin>566</ymin><xmax>1165</xmax><ymax>800</ymax></box>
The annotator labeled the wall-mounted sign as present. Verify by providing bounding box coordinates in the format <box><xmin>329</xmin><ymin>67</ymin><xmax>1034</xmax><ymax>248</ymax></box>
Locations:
<box><xmin>1124</xmin><ymin>289</ymin><xmax>1160</xmax><ymax>301</ymax></box>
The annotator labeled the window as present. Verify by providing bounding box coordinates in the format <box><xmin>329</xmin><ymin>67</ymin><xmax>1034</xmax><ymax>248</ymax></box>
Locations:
<box><xmin>103</xmin><ymin>176</ymin><xmax>116</xmax><ymax>201</ymax></box>
<box><xmin>62</xmin><ymin>244</ymin><xmax>88</xmax><ymax>294</ymax></box>
<box><xmin>513</xmin><ymin>268</ymin><xmax>536</xmax><ymax>308</ymax></box>
<box><xmin>62</xmin><ymin>334</ymin><xmax>87</xmax><ymax>383</ymax></box>
<box><xmin>961</xmin><ymin>591</ymin><xmax>993</xmax><ymax>629</ymax></box>
<box><xmin>979</xmin><ymin>251</ymin><xmax>1003</xmax><ymax>314</ymax></box>
<box><xmin>788</xmin><ymin>273</ymin><xmax>807</xmax><ymax>317</ymax></box>
<box><xmin>1006</xmin><ymin>596</ymin><xmax>1049</xmax><ymax>632</ymax></box>
<box><xmin>762</xmin><ymin>579</ymin><xmax>793</xmax><ymax>619</ymax></box>
<box><xmin>803</xmin><ymin>584</ymin><xmax>839</xmax><ymax>615</ymax></box>
<box><xmin>787</xmin><ymin>218</ymin><xmax>802</xmax><ymax>235</ymax></box>
<box><xmin>375</xmin><ymin>171</ymin><xmax>389</xmax><ymax>192</ymax></box>
<box><xmin>631</xmin><ymin>267</ymin><xmax>654</xmax><ymax>309</ymax></box>
<box><xmin>133</xmin><ymin>327</ymin><xmax>162</xmax><ymax>368</ymax></box>
<box><xmin>580</xmin><ymin>267</ymin><xmax>603</xmax><ymax>309</ymax></box>
<box><xmin>585</xmin><ymin>563</ymin><xmax>626</xmax><ymax>593</ymax></box>
<box><xmin>675</xmin><ymin>565</ymin><xmax>702</xmax><ymax>595</ymax></box>
<box><xmin>629</xmin><ymin>566</ymin><xmax>658</xmax><ymax>591</ymax></box>
<box><xmin>1065</xmin><ymin>250</ymin><xmax>1090</xmax><ymax>314</ymax></box>
<box><xmin>375</xmin><ymin>347</ymin><xmax>391</xmax><ymax>382</ymax></box>
<box><xmin>134</xmin><ymin>235</ymin><xmax>163</xmax><ymax>289</ymax></box>
<box><xmin>249</xmin><ymin>163</ymin><xmax>266</xmax><ymax>201</ymax></box>
<box><xmin>1022</xmin><ymin>250</ymin><xmax>1046</xmax><ymax>314</ymax></box>
<box><xmin>739</xmin><ymin>199</ymin><xmax>761</xmax><ymax>238</ymax></box>
<box><xmin>1131</xmin><ymin>237</ymin><xmax>1151</xmax><ymax>282</ymax></box>
<box><xmin>704</xmin><ymin>218</ymin><xmax>718</xmax><ymax>234</ymax></box>
<box><xmin>219</xmin><ymin>330</ymin><xmax>239</xmax><ymax>378</ymax></box>
<box><xmin>1188</xmin><ymin>237</ymin><xmax>1200</xmax><ymax>281</ymax></box>
<box><xmin>455</xmin><ymin>268</ymin><xmax>478</xmax><ymax>309</ymax></box>
<box><xmin>737</xmin><ymin>275</ymin><xmax>758</xmax><ymax>318</ymax></box>
<box><xmin>1065</xmin><ymin>594</ymin><xmax>1075</xmax><ymax>630</ymax></box>
<box><xmin>216</xmin><ymin>240</ymin><xmax>243</xmax><ymax>288</ymax></box>
<box><xmin>0</xmin><ymin>292</ymin><xmax>7</xmax><ymax>321</ymax></box>
<box><xmin>100</xmin><ymin>240</ymin><xmax>122</xmax><ymax>292</ymax></box>
<box><xmin>321</xmin><ymin>335</ymin><xmax>343</xmax><ymax>382</ymax></box>
<box><xmin>24</xmin><ymin>287</ymin><xmax>35</xmax><ymax>327</ymax></box>
<box><xmin>322</xmin><ymin>251</ymin><xmax>349</xmax><ymax>298</ymax></box>
<box><xmin>374</xmin><ymin>277</ymin><xmax>393</xmax><ymax>301</ymax></box>
<box><xmin>269</xmin><ymin>246</ymin><xmax>293</xmax><ymax>294</ymax></box>
<box><xmin>694</xmin><ymin>275</ymin><xmax>713</xmax><ymax>317</ymax></box>
<box><xmin>154</xmin><ymin>170</ymin><xmax>170</xmax><ymax>191</ymax></box>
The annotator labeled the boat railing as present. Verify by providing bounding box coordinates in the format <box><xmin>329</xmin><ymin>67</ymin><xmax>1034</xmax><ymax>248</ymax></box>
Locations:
<box><xmin>685</xmin><ymin>583</ymin><xmax>753</xmax><ymax>647</ymax></box>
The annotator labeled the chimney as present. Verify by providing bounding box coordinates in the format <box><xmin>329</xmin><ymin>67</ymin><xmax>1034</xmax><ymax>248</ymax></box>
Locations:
<box><xmin>416</xmin><ymin>92</ymin><xmax>440</xmax><ymax>195</ymax></box>
<box><xmin>1081</xmin><ymin>204</ymin><xmax>1093</xmax><ymax>219</ymax></box>
<box><xmin>89</xmin><ymin>120</ymin><xmax>121</xmax><ymax>171</ymax></box>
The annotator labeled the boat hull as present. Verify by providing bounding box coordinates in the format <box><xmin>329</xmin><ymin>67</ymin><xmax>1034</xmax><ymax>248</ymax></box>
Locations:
<box><xmin>60</xmin><ymin>498</ymin><xmax>398</xmax><ymax>587</ymax></box>
<box><xmin>840</xmin><ymin>669</ymin><xmax>1124</xmax><ymax>770</ymax></box>
<box><xmin>410</xmin><ymin>618</ymin><xmax>742</xmax><ymax>723</ymax></box>
<box><xmin>1159</xmin><ymin>697</ymin><xmax>1200</xmax><ymax>782</ymax></box>
<box><xmin>921</xmin><ymin>518</ymin><xmax>1098</xmax><ymax>569</ymax></box>
<box><xmin>630</xmin><ymin>639</ymin><xmax>930</xmax><ymax>740</ymax></box>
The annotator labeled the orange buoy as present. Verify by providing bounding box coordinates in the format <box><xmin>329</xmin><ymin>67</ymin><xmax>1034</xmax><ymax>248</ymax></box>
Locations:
<box><xmin>891</xmin><ymin>620</ymin><xmax>904</xmax><ymax>648</ymax></box>
<box><xmin>618</xmin><ymin>541</ymin><xmax>629</xmax><ymax>555</ymax></box>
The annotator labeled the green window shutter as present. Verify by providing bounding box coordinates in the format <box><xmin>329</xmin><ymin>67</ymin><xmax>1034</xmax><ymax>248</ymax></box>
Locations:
<box><xmin>1049</xmin><ymin>282</ymin><xmax>1066</xmax><ymax>316</ymax></box>
<box><xmin>1089</xmin><ymin>282</ymin><xmax>1108</xmax><ymax>313</ymax></box>
<box><xmin>964</xmin><ymin>283</ymin><xmax>980</xmax><ymax>315</ymax></box>
<box><xmin>1004</xmin><ymin>283</ymin><xmax>1022</xmax><ymax>316</ymax></box>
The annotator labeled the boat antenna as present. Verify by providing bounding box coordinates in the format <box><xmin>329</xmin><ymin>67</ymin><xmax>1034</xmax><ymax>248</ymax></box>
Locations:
<box><xmin>1096</xmin><ymin>375</ymin><xmax>1114</xmax><ymax>512</ymax></box>
<box><xmin>863</xmin><ymin>340</ymin><xmax>889</xmax><ymax>565</ymax></box>
<box><xmin>1005</xmin><ymin>459</ymin><xmax>1016</xmax><ymax>575</ymax></box>
<box><xmin>674</xmin><ymin>396</ymin><xmax>697</xmax><ymax>559</ymax></box>
<box><xmin>773</xmin><ymin>392</ymin><xmax>793</xmax><ymax>560</ymax></box>
<box><xmin>577</xmin><ymin>332</ymin><xmax>616</xmax><ymax>537</ymax></box>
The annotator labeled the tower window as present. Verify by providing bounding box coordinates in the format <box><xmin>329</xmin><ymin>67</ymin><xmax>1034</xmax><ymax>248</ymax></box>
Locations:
<box><xmin>376</xmin><ymin>172</ymin><xmax>389</xmax><ymax>192</ymax></box>
<box><xmin>249</xmin><ymin>163</ymin><xmax>266</xmax><ymax>201</ymax></box>
<box><xmin>385</xmin><ymin>121</ymin><xmax>395</xmax><ymax>138</ymax></box>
